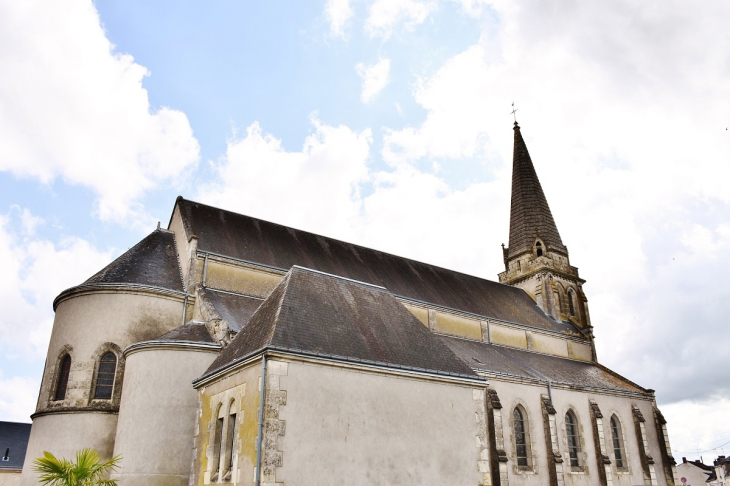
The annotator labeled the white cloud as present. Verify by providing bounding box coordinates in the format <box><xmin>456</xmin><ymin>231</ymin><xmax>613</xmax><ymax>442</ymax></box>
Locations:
<box><xmin>0</xmin><ymin>210</ymin><xmax>113</xmax><ymax>359</ymax></box>
<box><xmin>356</xmin><ymin>59</ymin><xmax>391</xmax><ymax>103</ymax></box>
<box><xmin>326</xmin><ymin>0</ymin><xmax>354</xmax><ymax>38</ymax></box>
<box><xmin>0</xmin><ymin>373</ymin><xmax>39</xmax><ymax>422</ymax></box>
<box><xmin>0</xmin><ymin>0</ymin><xmax>200</xmax><ymax>224</ymax></box>
<box><xmin>198</xmin><ymin>119</ymin><xmax>372</xmax><ymax>238</ymax></box>
<box><xmin>365</xmin><ymin>0</ymin><xmax>436</xmax><ymax>39</ymax></box>
<box><xmin>663</xmin><ymin>398</ymin><xmax>730</xmax><ymax>460</ymax></box>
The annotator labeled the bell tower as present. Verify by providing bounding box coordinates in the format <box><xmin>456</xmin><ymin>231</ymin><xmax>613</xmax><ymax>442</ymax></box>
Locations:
<box><xmin>498</xmin><ymin>122</ymin><xmax>592</xmax><ymax>331</ymax></box>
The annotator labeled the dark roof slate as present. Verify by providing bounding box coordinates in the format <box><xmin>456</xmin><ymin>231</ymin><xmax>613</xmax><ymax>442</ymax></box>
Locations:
<box><xmin>176</xmin><ymin>198</ymin><xmax>580</xmax><ymax>336</ymax></box>
<box><xmin>155</xmin><ymin>322</ymin><xmax>215</xmax><ymax>344</ymax></box>
<box><xmin>84</xmin><ymin>230</ymin><xmax>183</xmax><ymax>292</ymax></box>
<box><xmin>205</xmin><ymin>290</ymin><xmax>264</xmax><ymax>333</ymax></box>
<box><xmin>0</xmin><ymin>421</ymin><xmax>31</xmax><ymax>470</ymax></box>
<box><xmin>203</xmin><ymin>267</ymin><xmax>480</xmax><ymax>380</ymax></box>
<box><xmin>440</xmin><ymin>336</ymin><xmax>646</xmax><ymax>394</ymax></box>
<box><xmin>507</xmin><ymin>123</ymin><xmax>567</xmax><ymax>258</ymax></box>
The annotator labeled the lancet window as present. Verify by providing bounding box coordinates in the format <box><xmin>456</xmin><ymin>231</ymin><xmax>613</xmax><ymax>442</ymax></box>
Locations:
<box><xmin>93</xmin><ymin>352</ymin><xmax>117</xmax><ymax>399</ymax></box>
<box><xmin>55</xmin><ymin>354</ymin><xmax>71</xmax><ymax>401</ymax></box>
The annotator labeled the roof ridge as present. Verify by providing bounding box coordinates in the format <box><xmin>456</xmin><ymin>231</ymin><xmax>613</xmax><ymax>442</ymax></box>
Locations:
<box><xmin>175</xmin><ymin>197</ymin><xmax>522</xmax><ymax>290</ymax></box>
<box><xmin>291</xmin><ymin>265</ymin><xmax>387</xmax><ymax>291</ymax></box>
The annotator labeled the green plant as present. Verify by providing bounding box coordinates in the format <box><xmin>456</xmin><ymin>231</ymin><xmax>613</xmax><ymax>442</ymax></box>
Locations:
<box><xmin>32</xmin><ymin>449</ymin><xmax>121</xmax><ymax>486</ymax></box>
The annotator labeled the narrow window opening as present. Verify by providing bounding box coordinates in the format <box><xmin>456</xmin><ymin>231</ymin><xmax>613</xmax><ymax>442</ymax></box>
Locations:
<box><xmin>565</xmin><ymin>411</ymin><xmax>580</xmax><ymax>467</ymax></box>
<box><xmin>513</xmin><ymin>407</ymin><xmax>528</xmax><ymax>466</ymax></box>
<box><xmin>55</xmin><ymin>355</ymin><xmax>71</xmax><ymax>401</ymax></box>
<box><xmin>611</xmin><ymin>417</ymin><xmax>624</xmax><ymax>468</ymax></box>
<box><xmin>568</xmin><ymin>291</ymin><xmax>576</xmax><ymax>316</ymax></box>
<box><xmin>227</xmin><ymin>413</ymin><xmax>237</xmax><ymax>470</ymax></box>
<box><xmin>94</xmin><ymin>352</ymin><xmax>116</xmax><ymax>399</ymax></box>
<box><xmin>536</xmin><ymin>241</ymin><xmax>543</xmax><ymax>257</ymax></box>
<box><xmin>214</xmin><ymin>417</ymin><xmax>224</xmax><ymax>472</ymax></box>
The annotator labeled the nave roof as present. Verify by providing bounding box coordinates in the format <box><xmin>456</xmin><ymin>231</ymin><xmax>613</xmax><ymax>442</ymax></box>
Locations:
<box><xmin>175</xmin><ymin>197</ymin><xmax>581</xmax><ymax>336</ymax></box>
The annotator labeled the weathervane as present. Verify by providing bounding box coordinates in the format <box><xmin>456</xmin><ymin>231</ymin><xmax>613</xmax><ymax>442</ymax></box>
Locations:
<box><xmin>511</xmin><ymin>102</ymin><xmax>518</xmax><ymax>123</ymax></box>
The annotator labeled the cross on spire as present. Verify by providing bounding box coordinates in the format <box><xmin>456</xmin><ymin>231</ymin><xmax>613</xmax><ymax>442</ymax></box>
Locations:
<box><xmin>511</xmin><ymin>102</ymin><xmax>518</xmax><ymax>123</ymax></box>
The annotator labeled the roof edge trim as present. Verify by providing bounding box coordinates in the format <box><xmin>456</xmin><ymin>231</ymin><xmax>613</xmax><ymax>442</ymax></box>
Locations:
<box><xmin>54</xmin><ymin>283</ymin><xmax>191</xmax><ymax>311</ymax></box>
<box><xmin>194</xmin><ymin>345</ymin><xmax>486</xmax><ymax>388</ymax></box>
<box><xmin>124</xmin><ymin>340</ymin><xmax>221</xmax><ymax>357</ymax></box>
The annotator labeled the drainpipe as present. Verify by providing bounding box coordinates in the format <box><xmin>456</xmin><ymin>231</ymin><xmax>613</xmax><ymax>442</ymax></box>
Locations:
<box><xmin>180</xmin><ymin>295</ymin><xmax>188</xmax><ymax>327</ymax></box>
<box><xmin>547</xmin><ymin>380</ymin><xmax>553</xmax><ymax>403</ymax></box>
<box><xmin>254</xmin><ymin>354</ymin><xmax>267</xmax><ymax>486</ymax></box>
<box><xmin>202</xmin><ymin>253</ymin><xmax>209</xmax><ymax>288</ymax></box>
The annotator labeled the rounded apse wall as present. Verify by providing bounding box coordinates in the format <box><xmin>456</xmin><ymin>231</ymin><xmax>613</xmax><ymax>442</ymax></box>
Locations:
<box><xmin>111</xmin><ymin>345</ymin><xmax>218</xmax><ymax>486</ymax></box>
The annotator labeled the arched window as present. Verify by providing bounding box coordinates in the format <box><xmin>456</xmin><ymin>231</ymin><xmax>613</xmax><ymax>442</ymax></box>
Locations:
<box><xmin>565</xmin><ymin>411</ymin><xmax>580</xmax><ymax>467</ymax></box>
<box><xmin>610</xmin><ymin>416</ymin><xmax>625</xmax><ymax>468</ymax></box>
<box><xmin>568</xmin><ymin>290</ymin><xmax>576</xmax><ymax>316</ymax></box>
<box><xmin>536</xmin><ymin>241</ymin><xmax>543</xmax><ymax>257</ymax></box>
<box><xmin>94</xmin><ymin>352</ymin><xmax>117</xmax><ymax>399</ymax></box>
<box><xmin>55</xmin><ymin>355</ymin><xmax>71</xmax><ymax>400</ymax></box>
<box><xmin>513</xmin><ymin>407</ymin><xmax>529</xmax><ymax>466</ymax></box>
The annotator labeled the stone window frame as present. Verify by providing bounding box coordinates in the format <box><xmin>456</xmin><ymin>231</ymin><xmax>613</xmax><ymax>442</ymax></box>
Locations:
<box><xmin>204</xmin><ymin>384</ymin><xmax>247</xmax><ymax>485</ymax></box>
<box><xmin>221</xmin><ymin>398</ymin><xmax>238</xmax><ymax>482</ymax></box>
<box><xmin>561</xmin><ymin>406</ymin><xmax>588</xmax><ymax>474</ymax></box>
<box><xmin>88</xmin><ymin>343</ymin><xmax>125</xmax><ymax>407</ymax></box>
<box><xmin>207</xmin><ymin>401</ymin><xmax>225</xmax><ymax>483</ymax></box>
<box><xmin>567</xmin><ymin>288</ymin><xmax>579</xmax><ymax>318</ymax></box>
<box><xmin>607</xmin><ymin>411</ymin><xmax>631</xmax><ymax>475</ymax></box>
<box><xmin>509</xmin><ymin>399</ymin><xmax>538</xmax><ymax>475</ymax></box>
<box><xmin>553</xmin><ymin>282</ymin><xmax>565</xmax><ymax>316</ymax></box>
<box><xmin>49</xmin><ymin>345</ymin><xmax>74</xmax><ymax>405</ymax></box>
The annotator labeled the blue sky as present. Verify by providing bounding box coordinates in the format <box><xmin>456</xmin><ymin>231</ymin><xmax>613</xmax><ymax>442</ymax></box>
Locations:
<box><xmin>1</xmin><ymin>0</ymin><xmax>730</xmax><ymax>458</ymax></box>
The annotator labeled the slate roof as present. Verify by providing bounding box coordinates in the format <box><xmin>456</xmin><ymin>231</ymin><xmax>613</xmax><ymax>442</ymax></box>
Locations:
<box><xmin>507</xmin><ymin>123</ymin><xmax>567</xmax><ymax>259</ymax></box>
<box><xmin>205</xmin><ymin>290</ymin><xmax>264</xmax><ymax>333</ymax></box>
<box><xmin>440</xmin><ymin>336</ymin><xmax>646</xmax><ymax>394</ymax></box>
<box><xmin>202</xmin><ymin>266</ymin><xmax>481</xmax><ymax>381</ymax></box>
<box><xmin>155</xmin><ymin>322</ymin><xmax>215</xmax><ymax>344</ymax></box>
<box><xmin>83</xmin><ymin>229</ymin><xmax>184</xmax><ymax>292</ymax></box>
<box><xmin>0</xmin><ymin>421</ymin><xmax>31</xmax><ymax>471</ymax></box>
<box><xmin>175</xmin><ymin>197</ymin><xmax>582</xmax><ymax>336</ymax></box>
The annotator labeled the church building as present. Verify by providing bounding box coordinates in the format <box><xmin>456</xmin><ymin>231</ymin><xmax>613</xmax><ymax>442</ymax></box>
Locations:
<box><xmin>21</xmin><ymin>123</ymin><xmax>679</xmax><ymax>486</ymax></box>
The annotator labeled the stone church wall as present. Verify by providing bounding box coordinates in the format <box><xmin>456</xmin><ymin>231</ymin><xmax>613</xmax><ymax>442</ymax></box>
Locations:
<box><xmin>111</xmin><ymin>346</ymin><xmax>218</xmax><ymax>486</ymax></box>
<box><xmin>271</xmin><ymin>360</ymin><xmax>486</xmax><ymax>486</ymax></box>
<box><xmin>193</xmin><ymin>360</ymin><xmax>263</xmax><ymax>486</ymax></box>
<box><xmin>487</xmin><ymin>378</ymin><xmax>669</xmax><ymax>486</ymax></box>
<box><xmin>21</xmin><ymin>290</ymin><xmax>185</xmax><ymax>485</ymax></box>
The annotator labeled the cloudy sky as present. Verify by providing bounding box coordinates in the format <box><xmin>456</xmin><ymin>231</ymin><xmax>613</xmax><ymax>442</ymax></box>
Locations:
<box><xmin>1</xmin><ymin>0</ymin><xmax>729</xmax><ymax>459</ymax></box>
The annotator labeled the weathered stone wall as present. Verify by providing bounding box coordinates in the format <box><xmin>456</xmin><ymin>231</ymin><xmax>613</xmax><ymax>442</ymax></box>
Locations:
<box><xmin>272</xmin><ymin>359</ymin><xmax>486</xmax><ymax>486</ymax></box>
<box><xmin>486</xmin><ymin>378</ymin><xmax>670</xmax><ymax>486</ymax></box>
<box><xmin>0</xmin><ymin>471</ymin><xmax>21</xmax><ymax>486</ymax></box>
<box><xmin>192</xmin><ymin>360</ymin><xmax>262</xmax><ymax>486</ymax></box>
<box><xmin>21</xmin><ymin>290</ymin><xmax>185</xmax><ymax>485</ymax></box>
<box><xmin>111</xmin><ymin>347</ymin><xmax>218</xmax><ymax>486</ymax></box>
<box><xmin>20</xmin><ymin>413</ymin><xmax>118</xmax><ymax>486</ymax></box>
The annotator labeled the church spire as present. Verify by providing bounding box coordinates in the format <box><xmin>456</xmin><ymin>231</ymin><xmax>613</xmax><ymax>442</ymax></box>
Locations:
<box><xmin>506</xmin><ymin>122</ymin><xmax>566</xmax><ymax>260</ymax></box>
<box><xmin>498</xmin><ymin>121</ymin><xmax>591</xmax><ymax>333</ymax></box>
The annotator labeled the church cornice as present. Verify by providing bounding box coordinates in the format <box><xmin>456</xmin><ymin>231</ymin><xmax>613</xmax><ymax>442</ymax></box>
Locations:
<box><xmin>53</xmin><ymin>283</ymin><xmax>191</xmax><ymax>311</ymax></box>
<box><xmin>31</xmin><ymin>406</ymin><xmax>120</xmax><ymax>419</ymax></box>
<box><xmin>193</xmin><ymin>346</ymin><xmax>488</xmax><ymax>389</ymax></box>
<box><xmin>498</xmin><ymin>266</ymin><xmax>585</xmax><ymax>287</ymax></box>
<box><xmin>124</xmin><ymin>340</ymin><xmax>221</xmax><ymax>357</ymax></box>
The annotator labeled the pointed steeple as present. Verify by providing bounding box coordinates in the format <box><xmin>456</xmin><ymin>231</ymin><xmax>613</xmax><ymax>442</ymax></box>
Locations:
<box><xmin>507</xmin><ymin>122</ymin><xmax>566</xmax><ymax>259</ymax></box>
